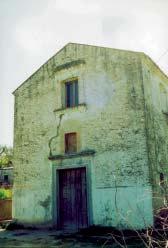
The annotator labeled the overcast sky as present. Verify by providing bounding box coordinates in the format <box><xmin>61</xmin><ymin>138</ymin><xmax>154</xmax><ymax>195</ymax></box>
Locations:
<box><xmin>1</xmin><ymin>0</ymin><xmax>168</xmax><ymax>147</ymax></box>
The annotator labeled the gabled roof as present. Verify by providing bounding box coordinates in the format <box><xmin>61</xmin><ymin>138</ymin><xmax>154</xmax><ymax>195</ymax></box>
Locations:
<box><xmin>12</xmin><ymin>42</ymin><xmax>168</xmax><ymax>94</ymax></box>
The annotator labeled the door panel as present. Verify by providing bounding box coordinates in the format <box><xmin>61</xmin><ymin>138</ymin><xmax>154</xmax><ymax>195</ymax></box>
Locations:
<box><xmin>58</xmin><ymin>167</ymin><xmax>88</xmax><ymax>230</ymax></box>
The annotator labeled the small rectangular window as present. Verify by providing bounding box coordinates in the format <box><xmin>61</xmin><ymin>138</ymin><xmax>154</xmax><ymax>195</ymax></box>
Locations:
<box><xmin>65</xmin><ymin>133</ymin><xmax>77</xmax><ymax>154</ymax></box>
<box><xmin>4</xmin><ymin>175</ymin><xmax>9</xmax><ymax>183</ymax></box>
<box><xmin>65</xmin><ymin>80</ymin><xmax>78</xmax><ymax>108</ymax></box>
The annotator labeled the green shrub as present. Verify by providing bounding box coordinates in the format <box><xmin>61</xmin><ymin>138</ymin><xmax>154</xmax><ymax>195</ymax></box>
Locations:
<box><xmin>0</xmin><ymin>188</ymin><xmax>12</xmax><ymax>199</ymax></box>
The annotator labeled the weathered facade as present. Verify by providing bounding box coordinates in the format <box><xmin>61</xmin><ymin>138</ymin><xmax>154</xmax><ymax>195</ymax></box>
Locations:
<box><xmin>13</xmin><ymin>43</ymin><xmax>168</xmax><ymax>230</ymax></box>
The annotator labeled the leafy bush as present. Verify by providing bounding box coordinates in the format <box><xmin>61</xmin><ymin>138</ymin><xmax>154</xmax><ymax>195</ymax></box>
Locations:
<box><xmin>0</xmin><ymin>145</ymin><xmax>13</xmax><ymax>168</ymax></box>
<box><xmin>0</xmin><ymin>188</ymin><xmax>12</xmax><ymax>200</ymax></box>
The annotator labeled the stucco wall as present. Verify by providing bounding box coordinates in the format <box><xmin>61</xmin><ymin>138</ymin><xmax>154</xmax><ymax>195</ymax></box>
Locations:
<box><xmin>13</xmin><ymin>44</ymin><xmax>153</xmax><ymax>229</ymax></box>
<box><xmin>141</xmin><ymin>54</ymin><xmax>168</xmax><ymax>210</ymax></box>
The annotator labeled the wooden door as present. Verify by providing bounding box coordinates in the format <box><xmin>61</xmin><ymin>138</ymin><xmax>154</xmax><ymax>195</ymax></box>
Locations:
<box><xmin>58</xmin><ymin>167</ymin><xmax>88</xmax><ymax>230</ymax></box>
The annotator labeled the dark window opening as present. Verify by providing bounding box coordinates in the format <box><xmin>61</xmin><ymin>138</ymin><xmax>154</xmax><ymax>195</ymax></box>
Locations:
<box><xmin>4</xmin><ymin>175</ymin><xmax>9</xmax><ymax>183</ymax></box>
<box><xmin>160</xmin><ymin>173</ymin><xmax>165</xmax><ymax>187</ymax></box>
<box><xmin>65</xmin><ymin>80</ymin><xmax>78</xmax><ymax>108</ymax></box>
<box><xmin>65</xmin><ymin>133</ymin><xmax>77</xmax><ymax>154</ymax></box>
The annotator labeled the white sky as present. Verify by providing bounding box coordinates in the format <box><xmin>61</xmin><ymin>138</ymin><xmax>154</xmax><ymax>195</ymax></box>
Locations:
<box><xmin>1</xmin><ymin>0</ymin><xmax>168</xmax><ymax>146</ymax></box>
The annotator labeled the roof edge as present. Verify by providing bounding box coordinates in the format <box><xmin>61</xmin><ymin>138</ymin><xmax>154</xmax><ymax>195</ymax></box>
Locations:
<box><xmin>12</xmin><ymin>42</ymin><xmax>72</xmax><ymax>95</ymax></box>
<box><xmin>12</xmin><ymin>42</ymin><xmax>143</xmax><ymax>95</ymax></box>
<box><xmin>12</xmin><ymin>42</ymin><xmax>168</xmax><ymax>95</ymax></box>
<box><xmin>141</xmin><ymin>52</ymin><xmax>168</xmax><ymax>81</ymax></box>
<box><xmin>69</xmin><ymin>42</ymin><xmax>143</xmax><ymax>54</ymax></box>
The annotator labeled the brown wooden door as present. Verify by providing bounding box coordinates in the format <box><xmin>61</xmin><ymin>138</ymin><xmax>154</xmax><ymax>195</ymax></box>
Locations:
<box><xmin>58</xmin><ymin>167</ymin><xmax>88</xmax><ymax>230</ymax></box>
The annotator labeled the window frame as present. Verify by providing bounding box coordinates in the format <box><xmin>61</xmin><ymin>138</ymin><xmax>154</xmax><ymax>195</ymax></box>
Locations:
<box><xmin>64</xmin><ymin>132</ymin><xmax>77</xmax><ymax>154</ymax></box>
<box><xmin>63</xmin><ymin>78</ymin><xmax>79</xmax><ymax>108</ymax></box>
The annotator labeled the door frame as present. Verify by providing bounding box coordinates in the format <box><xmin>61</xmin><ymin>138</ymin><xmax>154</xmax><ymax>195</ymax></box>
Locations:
<box><xmin>52</xmin><ymin>164</ymin><xmax>93</xmax><ymax>229</ymax></box>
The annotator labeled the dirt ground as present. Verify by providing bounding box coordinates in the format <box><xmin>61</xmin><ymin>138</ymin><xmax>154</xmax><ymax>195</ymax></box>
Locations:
<box><xmin>0</xmin><ymin>228</ymin><xmax>146</xmax><ymax>248</ymax></box>
<box><xmin>0</xmin><ymin>229</ymin><xmax>100</xmax><ymax>248</ymax></box>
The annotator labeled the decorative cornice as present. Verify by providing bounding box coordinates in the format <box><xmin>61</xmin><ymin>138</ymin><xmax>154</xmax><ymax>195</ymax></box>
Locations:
<box><xmin>48</xmin><ymin>149</ymin><xmax>96</xmax><ymax>160</ymax></box>
<box><xmin>54</xmin><ymin>59</ymin><xmax>86</xmax><ymax>73</ymax></box>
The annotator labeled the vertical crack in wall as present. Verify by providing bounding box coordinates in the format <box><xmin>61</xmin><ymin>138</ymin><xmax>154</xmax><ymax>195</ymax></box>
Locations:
<box><xmin>48</xmin><ymin>113</ymin><xmax>64</xmax><ymax>156</ymax></box>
